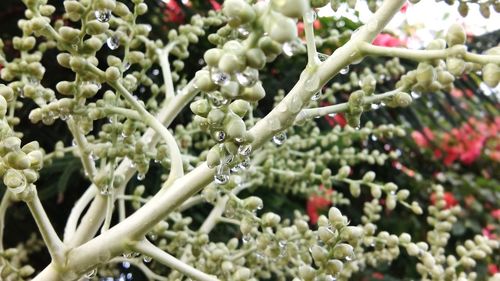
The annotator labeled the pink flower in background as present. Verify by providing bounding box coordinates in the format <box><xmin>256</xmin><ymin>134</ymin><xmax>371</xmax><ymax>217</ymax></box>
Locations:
<box><xmin>372</xmin><ymin>33</ymin><xmax>406</xmax><ymax>47</ymax></box>
<box><xmin>492</xmin><ymin>209</ymin><xmax>500</xmax><ymax>220</ymax></box>
<box><xmin>209</xmin><ymin>0</ymin><xmax>221</xmax><ymax>11</ymax></box>
<box><xmin>306</xmin><ymin>186</ymin><xmax>333</xmax><ymax>224</ymax></box>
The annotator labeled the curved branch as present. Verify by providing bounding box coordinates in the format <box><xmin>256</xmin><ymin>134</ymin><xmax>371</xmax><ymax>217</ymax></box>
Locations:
<box><xmin>358</xmin><ymin>42</ymin><xmax>500</xmax><ymax>65</ymax></box>
<box><xmin>132</xmin><ymin>239</ymin><xmax>220</xmax><ymax>281</ymax></box>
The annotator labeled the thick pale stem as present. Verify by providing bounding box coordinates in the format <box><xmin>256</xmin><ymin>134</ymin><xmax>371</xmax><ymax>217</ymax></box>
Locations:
<box><xmin>111</xmin><ymin>81</ymin><xmax>184</xmax><ymax>182</ymax></box>
<box><xmin>303</xmin><ymin>10</ymin><xmax>320</xmax><ymax>66</ymax></box>
<box><xmin>0</xmin><ymin>192</ymin><xmax>11</xmax><ymax>252</ymax></box>
<box><xmin>67</xmin><ymin>119</ymin><xmax>97</xmax><ymax>181</ymax></box>
<box><xmin>358</xmin><ymin>42</ymin><xmax>500</xmax><ymax>64</ymax></box>
<box><xmin>296</xmin><ymin>88</ymin><xmax>404</xmax><ymax>122</ymax></box>
<box><xmin>63</xmin><ymin>187</ymin><xmax>96</xmax><ymax>243</ymax></box>
<box><xmin>67</xmin><ymin>81</ymin><xmax>199</xmax><ymax>247</ymax></box>
<box><xmin>26</xmin><ymin>195</ymin><xmax>65</xmax><ymax>264</ymax></box>
<box><xmin>157</xmin><ymin>46</ymin><xmax>176</xmax><ymax>103</ymax></box>
<box><xmin>133</xmin><ymin>240</ymin><xmax>220</xmax><ymax>281</ymax></box>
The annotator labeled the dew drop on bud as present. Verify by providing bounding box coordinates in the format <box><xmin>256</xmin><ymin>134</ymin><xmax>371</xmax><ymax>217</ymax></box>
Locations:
<box><xmin>305</xmin><ymin>10</ymin><xmax>317</xmax><ymax>24</ymax></box>
<box><xmin>242</xmin><ymin>234</ymin><xmax>252</xmax><ymax>243</ymax></box>
<box><xmin>214</xmin><ymin>164</ymin><xmax>229</xmax><ymax>185</ymax></box>
<box><xmin>95</xmin><ymin>9</ymin><xmax>111</xmax><ymax>22</ymax></box>
<box><xmin>85</xmin><ymin>268</ymin><xmax>97</xmax><ymax>278</ymax></box>
<box><xmin>340</xmin><ymin>66</ymin><xmax>349</xmax><ymax>75</ymax></box>
<box><xmin>238</xmin><ymin>157</ymin><xmax>251</xmax><ymax>170</ymax></box>
<box><xmin>210</xmin><ymin>68</ymin><xmax>230</xmax><ymax>86</ymax></box>
<box><xmin>106</xmin><ymin>36</ymin><xmax>119</xmax><ymax>50</ymax></box>
<box><xmin>237</xmin><ymin>144</ymin><xmax>252</xmax><ymax>156</ymax></box>
<box><xmin>318</xmin><ymin>53</ymin><xmax>329</xmax><ymax>62</ymax></box>
<box><xmin>214</xmin><ymin>131</ymin><xmax>226</xmax><ymax>142</ymax></box>
<box><xmin>209</xmin><ymin>92</ymin><xmax>228</xmax><ymax>108</ymax></box>
<box><xmin>273</xmin><ymin>132</ymin><xmax>287</xmax><ymax>145</ymax></box>
<box><xmin>411</xmin><ymin>91</ymin><xmax>421</xmax><ymax>99</ymax></box>
<box><xmin>282</xmin><ymin>40</ymin><xmax>302</xmax><ymax>57</ymax></box>
<box><xmin>236</xmin><ymin>68</ymin><xmax>259</xmax><ymax>87</ymax></box>
<box><xmin>237</xmin><ymin>26</ymin><xmax>250</xmax><ymax>37</ymax></box>
<box><xmin>328</xmin><ymin>113</ymin><xmax>336</xmax><ymax>117</ymax></box>
<box><xmin>137</xmin><ymin>173</ymin><xmax>145</xmax><ymax>181</ymax></box>
<box><xmin>143</xmin><ymin>256</ymin><xmax>152</xmax><ymax>263</ymax></box>
<box><xmin>310</xmin><ymin>90</ymin><xmax>321</xmax><ymax>101</ymax></box>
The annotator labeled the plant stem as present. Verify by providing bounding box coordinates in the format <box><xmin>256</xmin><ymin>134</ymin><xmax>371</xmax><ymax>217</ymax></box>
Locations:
<box><xmin>296</xmin><ymin>87</ymin><xmax>404</xmax><ymax>122</ymax></box>
<box><xmin>67</xmin><ymin>118</ymin><xmax>97</xmax><ymax>181</ymax></box>
<box><xmin>0</xmin><ymin>192</ymin><xmax>11</xmax><ymax>253</ymax></box>
<box><xmin>63</xmin><ymin>186</ymin><xmax>96</xmax><ymax>243</ymax></box>
<box><xmin>132</xmin><ymin>239</ymin><xmax>220</xmax><ymax>281</ymax></box>
<box><xmin>358</xmin><ymin>42</ymin><xmax>500</xmax><ymax>64</ymax></box>
<box><xmin>26</xmin><ymin>194</ymin><xmax>66</xmax><ymax>265</ymax></box>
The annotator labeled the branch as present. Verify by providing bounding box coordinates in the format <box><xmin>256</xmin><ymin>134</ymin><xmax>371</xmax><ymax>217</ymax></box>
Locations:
<box><xmin>66</xmin><ymin>79</ymin><xmax>200</xmax><ymax>247</ymax></box>
<box><xmin>110</xmin><ymin>257</ymin><xmax>168</xmax><ymax>281</ymax></box>
<box><xmin>358</xmin><ymin>42</ymin><xmax>500</xmax><ymax>64</ymax></box>
<box><xmin>295</xmin><ymin>87</ymin><xmax>404</xmax><ymax>123</ymax></box>
<box><xmin>26</xmin><ymin>194</ymin><xmax>65</xmax><ymax>264</ymax></box>
<box><xmin>110</xmin><ymin>81</ymin><xmax>184</xmax><ymax>184</ymax></box>
<box><xmin>157</xmin><ymin>44</ymin><xmax>177</xmax><ymax>103</ymax></box>
<box><xmin>132</xmin><ymin>239</ymin><xmax>220</xmax><ymax>281</ymax></box>
<box><xmin>63</xmin><ymin>186</ymin><xmax>96</xmax><ymax>243</ymax></box>
<box><xmin>67</xmin><ymin>118</ymin><xmax>97</xmax><ymax>181</ymax></box>
<box><xmin>0</xmin><ymin>192</ymin><xmax>11</xmax><ymax>252</ymax></box>
<box><xmin>303</xmin><ymin>9</ymin><xmax>320</xmax><ymax>66</ymax></box>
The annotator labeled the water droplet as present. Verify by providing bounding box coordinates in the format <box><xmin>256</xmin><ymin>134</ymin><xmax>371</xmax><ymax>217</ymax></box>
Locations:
<box><xmin>210</xmin><ymin>68</ymin><xmax>230</xmax><ymax>86</ymax></box>
<box><xmin>214</xmin><ymin>131</ymin><xmax>226</xmax><ymax>142</ymax></box>
<box><xmin>410</xmin><ymin>91</ymin><xmax>421</xmax><ymax>99</ymax></box>
<box><xmin>152</xmin><ymin>69</ymin><xmax>160</xmax><ymax>76</ymax></box>
<box><xmin>340</xmin><ymin>66</ymin><xmax>349</xmax><ymax>75</ymax></box>
<box><xmin>279</xmin><ymin>240</ymin><xmax>287</xmax><ymax>248</ymax></box>
<box><xmin>282</xmin><ymin>40</ymin><xmax>302</xmax><ymax>57</ymax></box>
<box><xmin>370</xmin><ymin>135</ymin><xmax>378</xmax><ymax>141</ymax></box>
<box><xmin>60</xmin><ymin>113</ymin><xmax>70</xmax><ymax>121</ymax></box>
<box><xmin>95</xmin><ymin>9</ymin><xmax>111</xmax><ymax>22</ymax></box>
<box><xmin>272</xmin><ymin>132</ymin><xmax>287</xmax><ymax>145</ymax></box>
<box><xmin>311</xmin><ymin>90</ymin><xmax>321</xmax><ymax>101</ymax></box>
<box><xmin>214</xmin><ymin>164</ymin><xmax>229</xmax><ymax>185</ymax></box>
<box><xmin>122</xmin><ymin>261</ymin><xmax>131</xmax><ymax>268</ymax></box>
<box><xmin>237</xmin><ymin>144</ymin><xmax>252</xmax><ymax>156</ymax></box>
<box><xmin>237</xmin><ymin>26</ymin><xmax>250</xmax><ymax>37</ymax></box>
<box><xmin>137</xmin><ymin>173</ymin><xmax>145</xmax><ymax>181</ymax></box>
<box><xmin>143</xmin><ymin>256</ymin><xmax>152</xmax><ymax>263</ymax></box>
<box><xmin>305</xmin><ymin>75</ymin><xmax>320</xmax><ymax>92</ymax></box>
<box><xmin>72</xmin><ymin>139</ymin><xmax>77</xmax><ymax>147</ymax></box>
<box><xmin>209</xmin><ymin>92</ymin><xmax>228</xmax><ymax>108</ymax></box>
<box><xmin>318</xmin><ymin>53</ymin><xmax>329</xmax><ymax>62</ymax></box>
<box><xmin>236</xmin><ymin>68</ymin><xmax>259</xmax><ymax>87</ymax></box>
<box><xmin>305</xmin><ymin>10</ymin><xmax>317</xmax><ymax>24</ymax></box>
<box><xmin>238</xmin><ymin>157</ymin><xmax>251</xmax><ymax>170</ymax></box>
<box><xmin>106</xmin><ymin>35</ymin><xmax>119</xmax><ymax>50</ymax></box>
<box><xmin>230</xmin><ymin>165</ymin><xmax>241</xmax><ymax>173</ymax></box>
<box><xmin>371</xmin><ymin>103</ymin><xmax>380</xmax><ymax>110</ymax></box>
<box><xmin>242</xmin><ymin>234</ymin><xmax>252</xmax><ymax>243</ymax></box>
<box><xmin>85</xmin><ymin>268</ymin><xmax>97</xmax><ymax>278</ymax></box>
<box><xmin>328</xmin><ymin>113</ymin><xmax>336</xmax><ymax>117</ymax></box>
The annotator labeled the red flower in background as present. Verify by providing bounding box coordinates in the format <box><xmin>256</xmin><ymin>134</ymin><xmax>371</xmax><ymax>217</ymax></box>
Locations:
<box><xmin>163</xmin><ymin>0</ymin><xmax>185</xmax><ymax>24</ymax></box>
<box><xmin>372</xmin><ymin>33</ymin><xmax>406</xmax><ymax>47</ymax></box>
<box><xmin>430</xmin><ymin>192</ymin><xmax>458</xmax><ymax>209</ymax></box>
<box><xmin>307</xmin><ymin>186</ymin><xmax>333</xmax><ymax>224</ymax></box>
<box><xmin>297</xmin><ymin>20</ymin><xmax>321</xmax><ymax>37</ymax></box>
<box><xmin>412</xmin><ymin>117</ymin><xmax>500</xmax><ymax>166</ymax></box>
<box><xmin>209</xmin><ymin>0</ymin><xmax>222</xmax><ymax>11</ymax></box>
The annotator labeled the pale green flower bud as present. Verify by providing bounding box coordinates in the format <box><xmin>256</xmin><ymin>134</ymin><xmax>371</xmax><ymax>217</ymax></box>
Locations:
<box><xmin>341</xmin><ymin>226</ymin><xmax>363</xmax><ymax>242</ymax></box>
<box><xmin>0</xmin><ymin>85</ymin><xmax>14</xmax><ymax>102</ymax></box>
<box><xmin>416</xmin><ymin>63</ymin><xmax>436</xmax><ymax>85</ymax></box>
<box><xmin>225</xmin><ymin>117</ymin><xmax>246</xmax><ymax>140</ymax></box>
<box><xmin>86</xmin><ymin>20</ymin><xmax>109</xmax><ymax>35</ymax></box>
<box><xmin>299</xmin><ymin>265</ymin><xmax>316</xmax><ymax>281</ymax></box>
<box><xmin>333</xmin><ymin>243</ymin><xmax>354</xmax><ymax>259</ymax></box>
<box><xmin>446</xmin><ymin>23</ymin><xmax>466</xmax><ymax>46</ymax></box>
<box><xmin>113</xmin><ymin>2</ymin><xmax>131</xmax><ymax>17</ymax></box>
<box><xmin>406</xmin><ymin>243</ymin><xmax>420</xmax><ymax>256</ymax></box>
<box><xmin>362</xmin><ymin>171</ymin><xmax>376</xmax><ymax>182</ymax></box>
<box><xmin>243</xmin><ymin>196</ymin><xmax>263</xmax><ymax>211</ymax></box>
<box><xmin>264</xmin><ymin>12</ymin><xmax>298</xmax><ymax>43</ymax></box>
<box><xmin>426</xmin><ymin>39</ymin><xmax>446</xmax><ymax>50</ymax></box>
<box><xmin>483</xmin><ymin>63</ymin><xmax>499</xmax><ymax>87</ymax></box>
<box><xmin>233</xmin><ymin>268</ymin><xmax>251</xmax><ymax>281</ymax></box>
<box><xmin>4</xmin><ymin>168</ymin><xmax>27</xmax><ymax>193</ymax></box>
<box><xmin>246</xmin><ymin>48</ymin><xmax>266</xmax><ymax>70</ymax></box>
<box><xmin>6</xmin><ymin>151</ymin><xmax>30</xmax><ymax>170</ymax></box>
<box><xmin>370</xmin><ymin>185</ymin><xmax>381</xmax><ymax>199</ymax></box>
<box><xmin>223</xmin><ymin>0</ymin><xmax>256</xmax><ymax>27</ymax></box>
<box><xmin>318</xmin><ymin>226</ymin><xmax>335</xmax><ymax>243</ymax></box>
<box><xmin>220</xmin><ymin>81</ymin><xmax>240</xmax><ymax>99</ymax></box>
<box><xmin>218</xmin><ymin>53</ymin><xmax>244</xmax><ymax>74</ymax></box>
<box><xmin>326</xmin><ymin>259</ymin><xmax>343</xmax><ymax>275</ymax></box>
<box><xmin>272</xmin><ymin>0</ymin><xmax>307</xmax><ymax>18</ymax></box>
<box><xmin>19</xmin><ymin>265</ymin><xmax>35</xmax><ymax>277</ymax></box>
<box><xmin>311</xmin><ymin>245</ymin><xmax>328</xmax><ymax>263</ymax></box>
<box><xmin>446</xmin><ymin>57</ymin><xmax>465</xmax><ymax>76</ymax></box>
<box><xmin>349</xmin><ymin>182</ymin><xmax>360</xmax><ymax>197</ymax></box>
<box><xmin>59</xmin><ymin>26</ymin><xmax>80</xmax><ymax>43</ymax></box>
<box><xmin>262</xmin><ymin>212</ymin><xmax>281</xmax><ymax>227</ymax></box>
<box><xmin>204</xmin><ymin>48</ymin><xmax>222</xmax><ymax>67</ymax></box>
<box><xmin>27</xmin><ymin>150</ymin><xmax>43</xmax><ymax>170</ymax></box>
<box><xmin>105</xmin><ymin>66</ymin><xmax>121</xmax><ymax>81</ymax></box>
<box><xmin>229</xmin><ymin>100</ymin><xmax>251</xmax><ymax>117</ymax></box>
<box><xmin>393</xmin><ymin>92</ymin><xmax>412</xmax><ymax>107</ymax></box>
<box><xmin>136</xmin><ymin>3</ymin><xmax>148</xmax><ymax>15</ymax></box>
<box><xmin>411</xmin><ymin>201</ymin><xmax>423</xmax><ymax>215</ymax></box>
<box><xmin>195</xmin><ymin>70</ymin><xmax>217</xmax><ymax>92</ymax></box>
<box><xmin>0</xmin><ymin>95</ymin><xmax>7</xmax><ymax>118</ymax></box>
<box><xmin>207</xmin><ymin>108</ymin><xmax>225</xmax><ymax>126</ymax></box>
<box><xmin>190</xmin><ymin>99</ymin><xmax>210</xmax><ymax>117</ymax></box>
<box><xmin>64</xmin><ymin>1</ymin><xmax>84</xmax><ymax>13</ymax></box>
<box><xmin>241</xmin><ymin>82</ymin><xmax>265</xmax><ymax>101</ymax></box>
<box><xmin>258</xmin><ymin>36</ymin><xmax>282</xmax><ymax>55</ymax></box>
<box><xmin>83</xmin><ymin>37</ymin><xmax>103</xmax><ymax>52</ymax></box>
